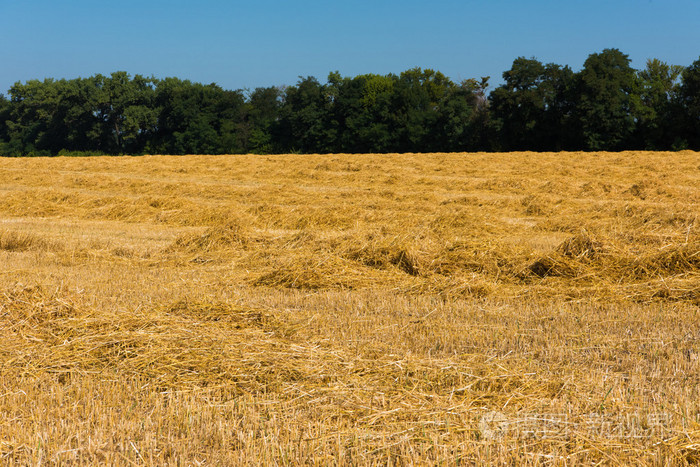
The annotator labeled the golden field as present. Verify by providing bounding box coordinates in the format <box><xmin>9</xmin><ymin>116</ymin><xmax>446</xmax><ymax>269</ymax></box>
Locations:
<box><xmin>0</xmin><ymin>151</ymin><xmax>699</xmax><ymax>465</ymax></box>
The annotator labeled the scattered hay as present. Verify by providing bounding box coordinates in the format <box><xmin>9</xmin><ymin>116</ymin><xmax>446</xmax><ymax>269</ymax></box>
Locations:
<box><xmin>0</xmin><ymin>285</ymin><xmax>81</xmax><ymax>326</ymax></box>
<box><xmin>578</xmin><ymin>180</ymin><xmax>613</xmax><ymax>196</ymax></box>
<box><xmin>556</xmin><ymin>232</ymin><xmax>603</xmax><ymax>259</ymax></box>
<box><xmin>429</xmin><ymin>207</ymin><xmax>487</xmax><ymax>231</ymax></box>
<box><xmin>168</xmin><ymin>221</ymin><xmax>249</xmax><ymax>253</ymax></box>
<box><xmin>528</xmin><ymin>256</ymin><xmax>574</xmax><ymax>278</ymax></box>
<box><xmin>528</xmin><ymin>232</ymin><xmax>603</xmax><ymax>278</ymax></box>
<box><xmin>405</xmin><ymin>275</ymin><xmax>496</xmax><ymax>298</ymax></box>
<box><xmin>341</xmin><ymin>235</ymin><xmax>422</xmax><ymax>276</ymax></box>
<box><xmin>2</xmin><ymin>153</ymin><xmax>700</xmax><ymax>464</ymax></box>
<box><xmin>281</xmin><ymin>228</ymin><xmax>317</xmax><ymax>248</ymax></box>
<box><xmin>526</xmin><ymin>232</ymin><xmax>700</xmax><ymax>304</ymax></box>
<box><xmin>430</xmin><ymin>240</ymin><xmax>519</xmax><ymax>278</ymax></box>
<box><xmin>251</xmin><ymin>254</ymin><xmax>404</xmax><ymax>290</ymax></box>
<box><xmin>520</xmin><ymin>194</ymin><xmax>551</xmax><ymax>216</ymax></box>
<box><xmin>0</xmin><ymin>230</ymin><xmax>44</xmax><ymax>251</ymax></box>
<box><xmin>627</xmin><ymin>180</ymin><xmax>660</xmax><ymax>200</ymax></box>
<box><xmin>632</xmin><ymin>241</ymin><xmax>700</xmax><ymax>277</ymax></box>
<box><xmin>164</xmin><ymin>299</ymin><xmax>269</xmax><ymax>326</ymax></box>
<box><xmin>0</xmin><ymin>229</ymin><xmax>66</xmax><ymax>253</ymax></box>
<box><xmin>85</xmin><ymin>197</ymin><xmax>143</xmax><ymax>221</ymax></box>
<box><xmin>0</xmin><ymin>285</ymin><xmax>333</xmax><ymax>391</ymax></box>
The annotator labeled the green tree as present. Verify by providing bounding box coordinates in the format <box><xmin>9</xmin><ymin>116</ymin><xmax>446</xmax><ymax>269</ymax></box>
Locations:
<box><xmin>5</xmin><ymin>78</ymin><xmax>64</xmax><ymax>156</ymax></box>
<box><xmin>0</xmin><ymin>93</ymin><xmax>12</xmax><ymax>154</ymax></box>
<box><xmin>277</xmin><ymin>76</ymin><xmax>336</xmax><ymax>153</ymax></box>
<box><xmin>635</xmin><ymin>58</ymin><xmax>684</xmax><ymax>149</ymax></box>
<box><xmin>333</xmin><ymin>72</ymin><xmax>398</xmax><ymax>152</ymax></box>
<box><xmin>242</xmin><ymin>86</ymin><xmax>282</xmax><ymax>153</ymax></box>
<box><xmin>93</xmin><ymin>72</ymin><xmax>158</xmax><ymax>154</ymax></box>
<box><xmin>56</xmin><ymin>78</ymin><xmax>105</xmax><ymax>153</ymax></box>
<box><xmin>153</xmin><ymin>78</ymin><xmax>246</xmax><ymax>154</ymax></box>
<box><xmin>325</xmin><ymin>72</ymin><xmax>360</xmax><ymax>152</ymax></box>
<box><xmin>436</xmin><ymin>77</ymin><xmax>488</xmax><ymax>151</ymax></box>
<box><xmin>679</xmin><ymin>57</ymin><xmax>700</xmax><ymax>149</ymax></box>
<box><xmin>490</xmin><ymin>58</ymin><xmax>546</xmax><ymax>150</ymax></box>
<box><xmin>575</xmin><ymin>48</ymin><xmax>638</xmax><ymax>150</ymax></box>
<box><xmin>490</xmin><ymin>58</ymin><xmax>576</xmax><ymax>150</ymax></box>
<box><xmin>392</xmin><ymin>68</ymin><xmax>452</xmax><ymax>152</ymax></box>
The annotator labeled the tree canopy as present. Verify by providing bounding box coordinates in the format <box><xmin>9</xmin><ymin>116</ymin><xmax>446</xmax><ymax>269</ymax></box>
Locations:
<box><xmin>1</xmin><ymin>49</ymin><xmax>699</xmax><ymax>156</ymax></box>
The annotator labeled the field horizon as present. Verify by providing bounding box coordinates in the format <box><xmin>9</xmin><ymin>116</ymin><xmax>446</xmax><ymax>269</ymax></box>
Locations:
<box><xmin>1</xmin><ymin>151</ymin><xmax>699</xmax><ymax>464</ymax></box>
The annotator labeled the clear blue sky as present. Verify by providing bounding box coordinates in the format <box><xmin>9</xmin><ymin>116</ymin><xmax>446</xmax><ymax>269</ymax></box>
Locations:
<box><xmin>1</xmin><ymin>0</ymin><xmax>699</xmax><ymax>95</ymax></box>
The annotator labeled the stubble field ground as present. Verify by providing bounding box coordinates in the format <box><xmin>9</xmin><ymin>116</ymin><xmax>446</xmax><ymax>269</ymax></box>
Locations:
<box><xmin>0</xmin><ymin>151</ymin><xmax>699</xmax><ymax>465</ymax></box>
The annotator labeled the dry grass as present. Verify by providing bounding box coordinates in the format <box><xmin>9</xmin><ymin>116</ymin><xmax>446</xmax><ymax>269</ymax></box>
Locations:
<box><xmin>1</xmin><ymin>151</ymin><xmax>699</xmax><ymax>465</ymax></box>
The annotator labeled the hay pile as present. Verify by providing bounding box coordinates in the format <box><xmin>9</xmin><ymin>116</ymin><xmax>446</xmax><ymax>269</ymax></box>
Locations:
<box><xmin>167</xmin><ymin>221</ymin><xmax>250</xmax><ymax>253</ymax></box>
<box><xmin>524</xmin><ymin>232</ymin><xmax>699</xmax><ymax>302</ymax></box>
<box><xmin>339</xmin><ymin>233</ymin><xmax>422</xmax><ymax>276</ymax></box>
<box><xmin>0</xmin><ymin>285</ymin><xmax>343</xmax><ymax>392</ymax></box>
<box><xmin>528</xmin><ymin>232</ymin><xmax>604</xmax><ymax>278</ymax></box>
<box><xmin>0</xmin><ymin>230</ymin><xmax>54</xmax><ymax>252</ymax></box>
<box><xmin>251</xmin><ymin>254</ymin><xmax>411</xmax><ymax>290</ymax></box>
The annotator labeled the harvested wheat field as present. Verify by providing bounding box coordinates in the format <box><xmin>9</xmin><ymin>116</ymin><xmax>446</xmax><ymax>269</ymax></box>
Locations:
<box><xmin>1</xmin><ymin>151</ymin><xmax>699</xmax><ymax>465</ymax></box>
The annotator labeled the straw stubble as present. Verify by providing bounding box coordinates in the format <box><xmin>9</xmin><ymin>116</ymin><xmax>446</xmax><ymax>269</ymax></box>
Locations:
<box><xmin>1</xmin><ymin>151</ymin><xmax>699</xmax><ymax>465</ymax></box>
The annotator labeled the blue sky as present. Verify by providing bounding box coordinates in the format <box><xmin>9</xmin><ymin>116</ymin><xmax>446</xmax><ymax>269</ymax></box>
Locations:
<box><xmin>1</xmin><ymin>0</ymin><xmax>699</xmax><ymax>94</ymax></box>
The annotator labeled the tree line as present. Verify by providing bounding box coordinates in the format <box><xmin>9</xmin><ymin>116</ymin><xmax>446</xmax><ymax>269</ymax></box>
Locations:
<box><xmin>1</xmin><ymin>48</ymin><xmax>700</xmax><ymax>156</ymax></box>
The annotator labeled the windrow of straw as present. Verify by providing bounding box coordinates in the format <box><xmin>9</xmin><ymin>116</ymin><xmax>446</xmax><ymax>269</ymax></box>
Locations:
<box><xmin>235</xmin><ymin>227</ymin><xmax>698</xmax><ymax>302</ymax></box>
<box><xmin>0</xmin><ymin>229</ymin><xmax>57</xmax><ymax>252</ymax></box>
<box><xmin>336</xmin><ymin>233</ymin><xmax>422</xmax><ymax>276</ymax></box>
<box><xmin>1</xmin><ymin>152</ymin><xmax>700</xmax><ymax>464</ymax></box>
<box><xmin>0</xmin><ymin>285</ymin><xmax>340</xmax><ymax>392</ymax></box>
<box><xmin>2</xmin><ymin>284</ymin><xmax>562</xmax><ymax>406</ymax></box>
<box><xmin>166</xmin><ymin>220</ymin><xmax>250</xmax><ymax>253</ymax></box>
<box><xmin>250</xmin><ymin>254</ymin><xmax>414</xmax><ymax>290</ymax></box>
<box><xmin>430</xmin><ymin>239</ymin><xmax>524</xmax><ymax>278</ymax></box>
<box><xmin>630</xmin><ymin>240</ymin><xmax>700</xmax><ymax>277</ymax></box>
<box><xmin>527</xmin><ymin>232</ymin><xmax>700</xmax><ymax>280</ymax></box>
<box><xmin>527</xmin><ymin>232</ymin><xmax>604</xmax><ymax>278</ymax></box>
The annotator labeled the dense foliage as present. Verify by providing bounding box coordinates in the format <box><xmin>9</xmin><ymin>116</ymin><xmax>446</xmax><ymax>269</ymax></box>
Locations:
<box><xmin>1</xmin><ymin>49</ymin><xmax>699</xmax><ymax>155</ymax></box>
